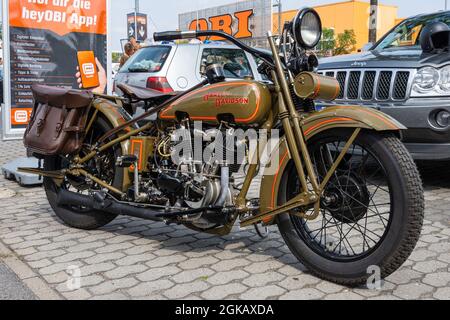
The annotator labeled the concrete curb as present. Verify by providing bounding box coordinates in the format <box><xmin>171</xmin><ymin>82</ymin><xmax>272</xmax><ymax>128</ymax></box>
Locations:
<box><xmin>0</xmin><ymin>241</ymin><xmax>63</xmax><ymax>300</ymax></box>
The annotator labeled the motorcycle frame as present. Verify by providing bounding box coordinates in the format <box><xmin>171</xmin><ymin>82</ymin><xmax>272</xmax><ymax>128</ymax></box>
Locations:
<box><xmin>63</xmin><ymin>33</ymin><xmax>358</xmax><ymax>230</ymax></box>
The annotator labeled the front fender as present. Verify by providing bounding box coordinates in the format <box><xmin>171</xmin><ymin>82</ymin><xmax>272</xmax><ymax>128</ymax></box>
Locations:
<box><xmin>259</xmin><ymin>106</ymin><xmax>405</xmax><ymax>224</ymax></box>
<box><xmin>302</xmin><ymin>106</ymin><xmax>405</xmax><ymax>138</ymax></box>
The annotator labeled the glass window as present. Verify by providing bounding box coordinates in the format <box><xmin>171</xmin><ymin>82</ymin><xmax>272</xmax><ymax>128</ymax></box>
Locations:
<box><xmin>200</xmin><ymin>48</ymin><xmax>253</xmax><ymax>79</ymax></box>
<box><xmin>376</xmin><ymin>12</ymin><xmax>450</xmax><ymax>50</ymax></box>
<box><xmin>120</xmin><ymin>46</ymin><xmax>172</xmax><ymax>73</ymax></box>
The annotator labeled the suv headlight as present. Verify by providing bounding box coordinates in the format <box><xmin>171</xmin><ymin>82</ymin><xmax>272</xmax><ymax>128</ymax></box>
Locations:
<box><xmin>412</xmin><ymin>66</ymin><xmax>450</xmax><ymax>97</ymax></box>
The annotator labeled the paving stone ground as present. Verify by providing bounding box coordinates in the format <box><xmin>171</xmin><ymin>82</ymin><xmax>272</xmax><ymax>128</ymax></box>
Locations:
<box><xmin>0</xmin><ymin>140</ymin><xmax>449</xmax><ymax>300</ymax></box>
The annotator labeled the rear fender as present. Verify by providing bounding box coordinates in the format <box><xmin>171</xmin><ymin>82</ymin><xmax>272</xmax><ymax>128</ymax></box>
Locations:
<box><xmin>259</xmin><ymin>106</ymin><xmax>405</xmax><ymax>224</ymax></box>
<box><xmin>93</xmin><ymin>98</ymin><xmax>139</xmax><ymax>191</ymax></box>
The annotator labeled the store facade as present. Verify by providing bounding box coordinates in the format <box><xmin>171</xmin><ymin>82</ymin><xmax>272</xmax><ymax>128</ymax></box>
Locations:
<box><xmin>179</xmin><ymin>0</ymin><xmax>401</xmax><ymax>51</ymax></box>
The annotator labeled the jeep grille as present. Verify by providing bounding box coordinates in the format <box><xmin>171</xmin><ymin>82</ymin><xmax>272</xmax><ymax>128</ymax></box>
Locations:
<box><xmin>318</xmin><ymin>69</ymin><xmax>415</xmax><ymax>102</ymax></box>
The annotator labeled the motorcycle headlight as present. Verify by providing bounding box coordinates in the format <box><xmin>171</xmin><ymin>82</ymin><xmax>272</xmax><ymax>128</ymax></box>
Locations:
<box><xmin>411</xmin><ymin>66</ymin><xmax>450</xmax><ymax>97</ymax></box>
<box><xmin>292</xmin><ymin>8</ymin><xmax>322</xmax><ymax>49</ymax></box>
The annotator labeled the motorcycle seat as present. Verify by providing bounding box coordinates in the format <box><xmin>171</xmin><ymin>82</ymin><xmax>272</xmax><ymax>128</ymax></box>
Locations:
<box><xmin>32</xmin><ymin>84</ymin><xmax>93</xmax><ymax>109</ymax></box>
<box><xmin>117</xmin><ymin>83</ymin><xmax>177</xmax><ymax>101</ymax></box>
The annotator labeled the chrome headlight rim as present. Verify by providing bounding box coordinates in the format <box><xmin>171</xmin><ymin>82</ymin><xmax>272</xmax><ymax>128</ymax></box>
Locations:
<box><xmin>292</xmin><ymin>8</ymin><xmax>322</xmax><ymax>49</ymax></box>
<box><xmin>411</xmin><ymin>65</ymin><xmax>450</xmax><ymax>97</ymax></box>
<box><xmin>439</xmin><ymin>65</ymin><xmax>450</xmax><ymax>91</ymax></box>
<box><xmin>413</xmin><ymin>67</ymin><xmax>440</xmax><ymax>93</ymax></box>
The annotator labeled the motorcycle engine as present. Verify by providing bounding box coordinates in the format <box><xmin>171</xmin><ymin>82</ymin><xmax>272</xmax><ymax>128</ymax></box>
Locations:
<box><xmin>148</xmin><ymin>122</ymin><xmax>238</xmax><ymax>229</ymax></box>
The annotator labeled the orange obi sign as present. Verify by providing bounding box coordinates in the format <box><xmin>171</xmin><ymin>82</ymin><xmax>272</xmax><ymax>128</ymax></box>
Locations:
<box><xmin>3</xmin><ymin>0</ymin><xmax>108</xmax><ymax>135</ymax></box>
<box><xmin>9</xmin><ymin>0</ymin><xmax>107</xmax><ymax>36</ymax></box>
<box><xmin>188</xmin><ymin>10</ymin><xmax>254</xmax><ymax>41</ymax></box>
<box><xmin>179</xmin><ymin>0</ymin><xmax>272</xmax><ymax>42</ymax></box>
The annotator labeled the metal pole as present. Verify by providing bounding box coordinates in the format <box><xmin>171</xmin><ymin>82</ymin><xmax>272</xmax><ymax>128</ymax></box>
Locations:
<box><xmin>278</xmin><ymin>0</ymin><xmax>282</xmax><ymax>37</ymax></box>
<box><xmin>134</xmin><ymin>0</ymin><xmax>139</xmax><ymax>40</ymax></box>
<box><xmin>446</xmin><ymin>0</ymin><xmax>448</xmax><ymax>10</ymax></box>
<box><xmin>369</xmin><ymin>0</ymin><xmax>378</xmax><ymax>43</ymax></box>
<box><xmin>273</xmin><ymin>0</ymin><xmax>282</xmax><ymax>36</ymax></box>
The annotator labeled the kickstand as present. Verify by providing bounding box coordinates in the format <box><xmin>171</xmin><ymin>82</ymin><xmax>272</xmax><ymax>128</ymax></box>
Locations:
<box><xmin>254</xmin><ymin>223</ymin><xmax>270</xmax><ymax>239</ymax></box>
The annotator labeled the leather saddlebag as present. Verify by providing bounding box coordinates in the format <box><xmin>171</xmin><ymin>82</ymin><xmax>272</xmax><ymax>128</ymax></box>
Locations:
<box><xmin>24</xmin><ymin>84</ymin><xmax>94</xmax><ymax>156</ymax></box>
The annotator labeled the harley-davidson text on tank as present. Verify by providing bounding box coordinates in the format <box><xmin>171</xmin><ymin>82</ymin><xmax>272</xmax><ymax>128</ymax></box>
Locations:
<box><xmin>203</xmin><ymin>92</ymin><xmax>250</xmax><ymax>108</ymax></box>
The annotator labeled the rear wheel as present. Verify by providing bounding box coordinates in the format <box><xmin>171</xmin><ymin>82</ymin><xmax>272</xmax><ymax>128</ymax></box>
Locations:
<box><xmin>277</xmin><ymin>129</ymin><xmax>424</xmax><ymax>286</ymax></box>
<box><xmin>44</xmin><ymin>117</ymin><xmax>122</xmax><ymax>230</ymax></box>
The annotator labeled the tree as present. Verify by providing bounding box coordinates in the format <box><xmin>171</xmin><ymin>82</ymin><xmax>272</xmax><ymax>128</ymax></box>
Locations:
<box><xmin>318</xmin><ymin>28</ymin><xmax>336</xmax><ymax>56</ymax></box>
<box><xmin>111</xmin><ymin>52</ymin><xmax>121</xmax><ymax>63</ymax></box>
<box><xmin>334</xmin><ymin>29</ymin><xmax>357</xmax><ymax>55</ymax></box>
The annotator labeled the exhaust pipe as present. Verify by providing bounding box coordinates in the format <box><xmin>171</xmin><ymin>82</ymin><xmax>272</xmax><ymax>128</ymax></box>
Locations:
<box><xmin>56</xmin><ymin>189</ymin><xmax>208</xmax><ymax>222</ymax></box>
<box><xmin>215</xmin><ymin>165</ymin><xmax>229</xmax><ymax>207</ymax></box>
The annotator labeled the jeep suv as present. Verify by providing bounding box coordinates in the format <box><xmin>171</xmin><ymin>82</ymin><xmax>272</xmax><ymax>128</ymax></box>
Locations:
<box><xmin>318</xmin><ymin>11</ymin><xmax>450</xmax><ymax>160</ymax></box>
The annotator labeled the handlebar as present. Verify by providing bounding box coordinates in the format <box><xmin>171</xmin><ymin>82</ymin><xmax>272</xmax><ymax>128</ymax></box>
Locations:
<box><xmin>153</xmin><ymin>30</ymin><xmax>274</xmax><ymax>65</ymax></box>
<box><xmin>153</xmin><ymin>31</ymin><xmax>197</xmax><ymax>42</ymax></box>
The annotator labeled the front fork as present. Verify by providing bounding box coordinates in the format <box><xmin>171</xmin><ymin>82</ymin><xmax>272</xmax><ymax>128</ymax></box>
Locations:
<box><xmin>240</xmin><ymin>34</ymin><xmax>360</xmax><ymax>227</ymax></box>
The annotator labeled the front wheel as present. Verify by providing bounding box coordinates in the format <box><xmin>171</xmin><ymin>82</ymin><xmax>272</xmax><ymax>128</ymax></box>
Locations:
<box><xmin>277</xmin><ymin>129</ymin><xmax>424</xmax><ymax>286</ymax></box>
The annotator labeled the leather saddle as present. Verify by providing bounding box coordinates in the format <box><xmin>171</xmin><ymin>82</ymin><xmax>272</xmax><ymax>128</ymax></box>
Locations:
<box><xmin>117</xmin><ymin>83</ymin><xmax>177</xmax><ymax>101</ymax></box>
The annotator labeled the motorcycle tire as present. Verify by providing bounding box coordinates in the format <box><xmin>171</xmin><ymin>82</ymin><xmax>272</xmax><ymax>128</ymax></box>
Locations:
<box><xmin>277</xmin><ymin>129</ymin><xmax>424</xmax><ymax>286</ymax></box>
<box><xmin>44</xmin><ymin>116</ymin><xmax>122</xmax><ymax>230</ymax></box>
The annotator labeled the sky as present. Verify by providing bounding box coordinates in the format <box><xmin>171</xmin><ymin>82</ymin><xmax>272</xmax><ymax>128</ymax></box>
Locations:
<box><xmin>0</xmin><ymin>0</ymin><xmax>447</xmax><ymax>51</ymax></box>
<box><xmin>110</xmin><ymin>0</ymin><xmax>449</xmax><ymax>51</ymax></box>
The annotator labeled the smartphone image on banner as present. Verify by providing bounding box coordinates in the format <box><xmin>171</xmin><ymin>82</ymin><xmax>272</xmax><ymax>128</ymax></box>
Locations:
<box><xmin>77</xmin><ymin>51</ymin><xmax>99</xmax><ymax>89</ymax></box>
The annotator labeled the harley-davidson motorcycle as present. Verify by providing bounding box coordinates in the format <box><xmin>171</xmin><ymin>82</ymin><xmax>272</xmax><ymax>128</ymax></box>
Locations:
<box><xmin>21</xmin><ymin>8</ymin><xmax>424</xmax><ymax>285</ymax></box>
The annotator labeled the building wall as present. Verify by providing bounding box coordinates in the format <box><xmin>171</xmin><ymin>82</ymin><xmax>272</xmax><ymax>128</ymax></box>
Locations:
<box><xmin>273</xmin><ymin>0</ymin><xmax>399</xmax><ymax>52</ymax></box>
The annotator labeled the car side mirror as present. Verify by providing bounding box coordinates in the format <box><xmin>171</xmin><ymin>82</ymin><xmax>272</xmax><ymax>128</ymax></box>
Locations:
<box><xmin>360</xmin><ymin>43</ymin><xmax>373</xmax><ymax>52</ymax></box>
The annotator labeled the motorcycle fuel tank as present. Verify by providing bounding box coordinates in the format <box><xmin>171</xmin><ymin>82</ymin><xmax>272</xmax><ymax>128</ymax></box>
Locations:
<box><xmin>159</xmin><ymin>81</ymin><xmax>272</xmax><ymax>126</ymax></box>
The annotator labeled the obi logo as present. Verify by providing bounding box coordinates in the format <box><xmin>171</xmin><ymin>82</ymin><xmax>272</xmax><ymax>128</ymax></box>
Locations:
<box><xmin>14</xmin><ymin>110</ymin><xmax>29</xmax><ymax>124</ymax></box>
<box><xmin>189</xmin><ymin>9</ymin><xmax>254</xmax><ymax>41</ymax></box>
<box><xmin>82</xmin><ymin>62</ymin><xmax>95</xmax><ymax>77</ymax></box>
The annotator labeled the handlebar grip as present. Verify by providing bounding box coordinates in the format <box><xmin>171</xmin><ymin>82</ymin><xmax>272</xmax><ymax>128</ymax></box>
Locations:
<box><xmin>153</xmin><ymin>31</ymin><xmax>197</xmax><ymax>42</ymax></box>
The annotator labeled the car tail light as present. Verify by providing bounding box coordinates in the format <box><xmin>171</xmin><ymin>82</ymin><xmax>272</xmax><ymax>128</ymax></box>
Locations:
<box><xmin>146</xmin><ymin>77</ymin><xmax>173</xmax><ymax>93</ymax></box>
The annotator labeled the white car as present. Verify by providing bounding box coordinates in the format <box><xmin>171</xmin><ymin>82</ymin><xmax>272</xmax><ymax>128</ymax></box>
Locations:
<box><xmin>114</xmin><ymin>42</ymin><xmax>265</xmax><ymax>95</ymax></box>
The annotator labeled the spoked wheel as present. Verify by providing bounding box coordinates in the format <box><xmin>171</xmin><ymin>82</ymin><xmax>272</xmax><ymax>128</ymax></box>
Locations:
<box><xmin>44</xmin><ymin>117</ymin><xmax>122</xmax><ymax>230</ymax></box>
<box><xmin>277</xmin><ymin>129</ymin><xmax>424</xmax><ymax>286</ymax></box>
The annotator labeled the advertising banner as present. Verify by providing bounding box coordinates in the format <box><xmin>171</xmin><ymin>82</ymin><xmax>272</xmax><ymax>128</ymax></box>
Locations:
<box><xmin>127</xmin><ymin>12</ymin><xmax>148</xmax><ymax>42</ymax></box>
<box><xmin>179</xmin><ymin>0</ymin><xmax>272</xmax><ymax>46</ymax></box>
<box><xmin>2</xmin><ymin>0</ymin><xmax>110</xmax><ymax>138</ymax></box>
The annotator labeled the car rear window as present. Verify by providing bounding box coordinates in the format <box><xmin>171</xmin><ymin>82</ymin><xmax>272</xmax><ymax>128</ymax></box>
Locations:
<box><xmin>121</xmin><ymin>46</ymin><xmax>172</xmax><ymax>73</ymax></box>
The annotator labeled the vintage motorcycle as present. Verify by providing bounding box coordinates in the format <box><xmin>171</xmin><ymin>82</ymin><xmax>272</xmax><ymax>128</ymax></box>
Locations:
<box><xmin>21</xmin><ymin>8</ymin><xmax>424</xmax><ymax>286</ymax></box>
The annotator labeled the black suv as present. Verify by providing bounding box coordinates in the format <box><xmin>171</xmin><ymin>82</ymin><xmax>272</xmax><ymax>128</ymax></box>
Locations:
<box><xmin>318</xmin><ymin>11</ymin><xmax>450</xmax><ymax>161</ymax></box>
